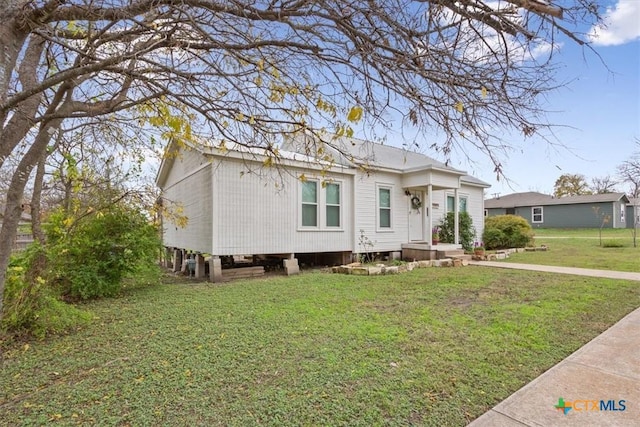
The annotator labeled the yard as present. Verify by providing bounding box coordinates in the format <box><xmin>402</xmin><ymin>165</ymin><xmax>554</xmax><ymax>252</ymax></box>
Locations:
<box><xmin>504</xmin><ymin>228</ymin><xmax>640</xmax><ymax>272</ymax></box>
<box><xmin>2</xmin><ymin>265</ymin><xmax>640</xmax><ymax>426</ymax></box>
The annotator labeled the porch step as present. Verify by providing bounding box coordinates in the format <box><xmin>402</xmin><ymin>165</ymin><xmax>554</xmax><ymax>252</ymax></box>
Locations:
<box><xmin>222</xmin><ymin>266</ymin><xmax>265</xmax><ymax>280</ymax></box>
<box><xmin>437</xmin><ymin>249</ymin><xmax>466</xmax><ymax>259</ymax></box>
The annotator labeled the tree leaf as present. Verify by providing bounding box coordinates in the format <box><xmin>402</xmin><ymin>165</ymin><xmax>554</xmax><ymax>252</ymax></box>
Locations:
<box><xmin>347</xmin><ymin>106</ymin><xmax>363</xmax><ymax>122</ymax></box>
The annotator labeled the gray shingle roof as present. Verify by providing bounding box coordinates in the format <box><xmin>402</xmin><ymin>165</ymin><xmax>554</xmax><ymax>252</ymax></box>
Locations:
<box><xmin>485</xmin><ymin>192</ymin><xmax>629</xmax><ymax>208</ymax></box>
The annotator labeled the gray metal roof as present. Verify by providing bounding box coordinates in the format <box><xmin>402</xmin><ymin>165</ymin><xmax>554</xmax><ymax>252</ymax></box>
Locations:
<box><xmin>331</xmin><ymin>136</ymin><xmax>454</xmax><ymax>171</ymax></box>
<box><xmin>485</xmin><ymin>192</ymin><xmax>630</xmax><ymax>208</ymax></box>
<box><xmin>460</xmin><ymin>174</ymin><xmax>491</xmax><ymax>187</ymax></box>
<box><xmin>283</xmin><ymin>134</ymin><xmax>490</xmax><ymax>187</ymax></box>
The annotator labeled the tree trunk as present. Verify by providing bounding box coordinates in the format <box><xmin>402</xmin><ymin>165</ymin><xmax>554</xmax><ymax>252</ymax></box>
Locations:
<box><xmin>31</xmin><ymin>149</ymin><xmax>48</xmax><ymax>245</ymax></box>
<box><xmin>0</xmin><ymin>34</ymin><xmax>45</xmax><ymax>171</ymax></box>
<box><xmin>0</xmin><ymin>1</ymin><xmax>29</xmax><ymax>111</ymax></box>
<box><xmin>0</xmin><ymin>121</ymin><xmax>58</xmax><ymax>321</ymax></box>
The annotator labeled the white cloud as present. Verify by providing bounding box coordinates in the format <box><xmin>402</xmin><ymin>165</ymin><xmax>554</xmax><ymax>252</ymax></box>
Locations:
<box><xmin>420</xmin><ymin>1</ymin><xmax>559</xmax><ymax>64</ymax></box>
<box><xmin>588</xmin><ymin>0</ymin><xmax>640</xmax><ymax>46</ymax></box>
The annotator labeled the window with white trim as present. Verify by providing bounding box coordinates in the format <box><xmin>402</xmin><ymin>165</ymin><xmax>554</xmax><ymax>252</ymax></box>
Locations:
<box><xmin>378</xmin><ymin>186</ymin><xmax>392</xmax><ymax>229</ymax></box>
<box><xmin>325</xmin><ymin>183</ymin><xmax>341</xmax><ymax>227</ymax></box>
<box><xmin>532</xmin><ymin>206</ymin><xmax>543</xmax><ymax>223</ymax></box>
<box><xmin>301</xmin><ymin>181</ymin><xmax>318</xmax><ymax>227</ymax></box>
<box><xmin>446</xmin><ymin>195</ymin><xmax>468</xmax><ymax>213</ymax></box>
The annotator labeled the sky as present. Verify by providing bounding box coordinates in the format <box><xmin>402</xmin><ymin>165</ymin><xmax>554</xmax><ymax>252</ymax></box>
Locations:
<box><xmin>397</xmin><ymin>0</ymin><xmax>640</xmax><ymax>197</ymax></box>
<box><xmin>140</xmin><ymin>1</ymin><xmax>639</xmax><ymax>197</ymax></box>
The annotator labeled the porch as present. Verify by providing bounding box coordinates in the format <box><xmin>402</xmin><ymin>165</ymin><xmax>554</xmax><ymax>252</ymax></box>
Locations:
<box><xmin>402</xmin><ymin>165</ymin><xmax>468</xmax><ymax>247</ymax></box>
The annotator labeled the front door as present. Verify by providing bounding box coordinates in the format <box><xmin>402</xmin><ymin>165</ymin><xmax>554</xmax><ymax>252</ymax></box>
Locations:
<box><xmin>408</xmin><ymin>191</ymin><xmax>424</xmax><ymax>242</ymax></box>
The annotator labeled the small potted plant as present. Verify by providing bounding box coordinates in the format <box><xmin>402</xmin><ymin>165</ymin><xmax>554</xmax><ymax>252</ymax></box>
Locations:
<box><xmin>473</xmin><ymin>241</ymin><xmax>485</xmax><ymax>256</ymax></box>
<box><xmin>432</xmin><ymin>226</ymin><xmax>440</xmax><ymax>245</ymax></box>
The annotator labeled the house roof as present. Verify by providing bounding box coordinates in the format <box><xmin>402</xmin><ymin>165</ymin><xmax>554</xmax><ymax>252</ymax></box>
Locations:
<box><xmin>628</xmin><ymin>198</ymin><xmax>640</xmax><ymax>206</ymax></box>
<box><xmin>485</xmin><ymin>192</ymin><xmax>630</xmax><ymax>208</ymax></box>
<box><xmin>283</xmin><ymin>134</ymin><xmax>491</xmax><ymax>187</ymax></box>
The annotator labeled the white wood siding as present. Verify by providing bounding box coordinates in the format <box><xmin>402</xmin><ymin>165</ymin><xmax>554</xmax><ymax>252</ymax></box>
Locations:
<box><xmin>466</xmin><ymin>185</ymin><xmax>486</xmax><ymax>240</ymax></box>
<box><xmin>353</xmin><ymin>171</ymin><xmax>408</xmax><ymax>252</ymax></box>
<box><xmin>162</xmin><ymin>148</ymin><xmax>210</xmax><ymax>188</ymax></box>
<box><xmin>402</xmin><ymin>170</ymin><xmax>461</xmax><ymax>189</ymax></box>
<box><xmin>162</xmin><ymin>164</ymin><xmax>213</xmax><ymax>253</ymax></box>
<box><xmin>211</xmin><ymin>158</ymin><xmax>353</xmax><ymax>255</ymax></box>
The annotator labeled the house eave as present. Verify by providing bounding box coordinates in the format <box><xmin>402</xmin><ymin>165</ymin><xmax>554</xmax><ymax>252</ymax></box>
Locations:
<box><xmin>402</xmin><ymin>164</ymin><xmax>467</xmax><ymax>176</ymax></box>
<box><xmin>203</xmin><ymin>145</ymin><xmax>357</xmax><ymax>176</ymax></box>
<box><xmin>460</xmin><ymin>179</ymin><xmax>491</xmax><ymax>188</ymax></box>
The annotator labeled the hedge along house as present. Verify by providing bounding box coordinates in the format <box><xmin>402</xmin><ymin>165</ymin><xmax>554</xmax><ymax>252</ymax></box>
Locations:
<box><xmin>155</xmin><ymin>135</ymin><xmax>490</xmax><ymax>281</ymax></box>
<box><xmin>484</xmin><ymin>191</ymin><xmax>630</xmax><ymax>229</ymax></box>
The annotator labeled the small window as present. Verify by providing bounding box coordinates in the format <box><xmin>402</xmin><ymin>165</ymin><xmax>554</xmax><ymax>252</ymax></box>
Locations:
<box><xmin>460</xmin><ymin>197</ymin><xmax>468</xmax><ymax>213</ymax></box>
<box><xmin>620</xmin><ymin>205</ymin><xmax>625</xmax><ymax>222</ymax></box>
<box><xmin>301</xmin><ymin>181</ymin><xmax>318</xmax><ymax>227</ymax></box>
<box><xmin>379</xmin><ymin>187</ymin><xmax>391</xmax><ymax>228</ymax></box>
<box><xmin>532</xmin><ymin>206</ymin><xmax>543</xmax><ymax>223</ymax></box>
<box><xmin>447</xmin><ymin>195</ymin><xmax>468</xmax><ymax>213</ymax></box>
<box><xmin>326</xmin><ymin>183</ymin><xmax>340</xmax><ymax>227</ymax></box>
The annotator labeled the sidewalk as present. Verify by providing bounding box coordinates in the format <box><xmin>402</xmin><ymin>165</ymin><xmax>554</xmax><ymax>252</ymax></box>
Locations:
<box><xmin>469</xmin><ymin>260</ymin><xmax>640</xmax><ymax>281</ymax></box>
<box><xmin>468</xmin><ymin>262</ymin><xmax>640</xmax><ymax>426</ymax></box>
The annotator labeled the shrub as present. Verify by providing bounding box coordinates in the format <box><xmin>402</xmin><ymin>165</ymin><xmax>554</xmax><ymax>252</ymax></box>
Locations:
<box><xmin>602</xmin><ymin>240</ymin><xmax>626</xmax><ymax>248</ymax></box>
<box><xmin>1</xmin><ymin>246</ymin><xmax>91</xmax><ymax>338</ymax></box>
<box><xmin>439</xmin><ymin>211</ymin><xmax>475</xmax><ymax>251</ymax></box>
<box><xmin>482</xmin><ymin>215</ymin><xmax>533</xmax><ymax>250</ymax></box>
<box><xmin>45</xmin><ymin>204</ymin><xmax>161</xmax><ymax>300</ymax></box>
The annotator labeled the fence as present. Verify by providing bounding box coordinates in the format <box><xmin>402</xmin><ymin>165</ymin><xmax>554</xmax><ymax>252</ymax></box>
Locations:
<box><xmin>13</xmin><ymin>232</ymin><xmax>35</xmax><ymax>252</ymax></box>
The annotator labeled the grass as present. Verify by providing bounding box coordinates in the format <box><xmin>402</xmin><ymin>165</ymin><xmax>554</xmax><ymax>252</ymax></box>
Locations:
<box><xmin>2</xmin><ymin>268</ymin><xmax>640</xmax><ymax>426</ymax></box>
<box><xmin>501</xmin><ymin>228</ymin><xmax>640</xmax><ymax>272</ymax></box>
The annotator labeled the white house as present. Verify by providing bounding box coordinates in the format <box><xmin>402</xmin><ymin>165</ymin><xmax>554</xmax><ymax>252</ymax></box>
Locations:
<box><xmin>155</xmin><ymin>135</ymin><xmax>490</xmax><ymax>280</ymax></box>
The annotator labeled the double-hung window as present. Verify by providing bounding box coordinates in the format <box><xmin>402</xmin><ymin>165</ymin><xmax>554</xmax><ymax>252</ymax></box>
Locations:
<box><xmin>532</xmin><ymin>206</ymin><xmax>543</xmax><ymax>223</ymax></box>
<box><xmin>300</xmin><ymin>180</ymin><xmax>342</xmax><ymax>229</ymax></box>
<box><xmin>378</xmin><ymin>187</ymin><xmax>392</xmax><ymax>229</ymax></box>
<box><xmin>447</xmin><ymin>195</ymin><xmax>468</xmax><ymax>213</ymax></box>
<box><xmin>301</xmin><ymin>181</ymin><xmax>318</xmax><ymax>227</ymax></box>
<box><xmin>326</xmin><ymin>183</ymin><xmax>341</xmax><ymax>227</ymax></box>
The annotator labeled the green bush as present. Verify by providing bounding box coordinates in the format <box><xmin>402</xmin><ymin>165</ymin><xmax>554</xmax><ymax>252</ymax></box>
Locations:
<box><xmin>439</xmin><ymin>211</ymin><xmax>475</xmax><ymax>251</ymax></box>
<box><xmin>482</xmin><ymin>215</ymin><xmax>533</xmax><ymax>250</ymax></box>
<box><xmin>1</xmin><ymin>246</ymin><xmax>91</xmax><ymax>338</ymax></box>
<box><xmin>46</xmin><ymin>204</ymin><xmax>161</xmax><ymax>300</ymax></box>
<box><xmin>602</xmin><ymin>240</ymin><xmax>626</xmax><ymax>248</ymax></box>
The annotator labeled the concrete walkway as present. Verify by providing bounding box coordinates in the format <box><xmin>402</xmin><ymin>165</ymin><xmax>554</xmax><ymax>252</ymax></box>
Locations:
<box><xmin>468</xmin><ymin>262</ymin><xmax>640</xmax><ymax>426</ymax></box>
<box><xmin>469</xmin><ymin>260</ymin><xmax>640</xmax><ymax>281</ymax></box>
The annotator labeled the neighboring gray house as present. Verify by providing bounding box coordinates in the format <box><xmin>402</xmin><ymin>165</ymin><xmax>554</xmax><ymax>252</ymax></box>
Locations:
<box><xmin>627</xmin><ymin>198</ymin><xmax>640</xmax><ymax>229</ymax></box>
<box><xmin>156</xmin><ymin>134</ymin><xmax>490</xmax><ymax>281</ymax></box>
<box><xmin>484</xmin><ymin>192</ymin><xmax>630</xmax><ymax>229</ymax></box>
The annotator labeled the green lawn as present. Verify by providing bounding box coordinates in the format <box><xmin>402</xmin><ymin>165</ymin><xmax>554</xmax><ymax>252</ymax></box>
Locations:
<box><xmin>502</xmin><ymin>228</ymin><xmax>640</xmax><ymax>272</ymax></box>
<box><xmin>2</xmin><ymin>268</ymin><xmax>640</xmax><ymax>426</ymax></box>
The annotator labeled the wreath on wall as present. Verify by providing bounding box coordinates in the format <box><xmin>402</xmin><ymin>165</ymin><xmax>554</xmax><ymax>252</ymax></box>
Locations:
<box><xmin>411</xmin><ymin>195</ymin><xmax>422</xmax><ymax>210</ymax></box>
